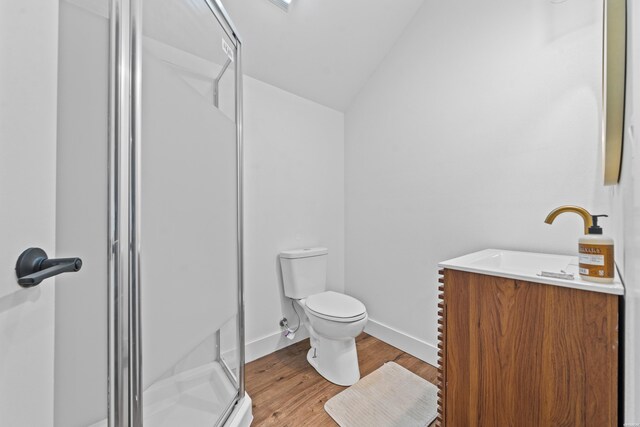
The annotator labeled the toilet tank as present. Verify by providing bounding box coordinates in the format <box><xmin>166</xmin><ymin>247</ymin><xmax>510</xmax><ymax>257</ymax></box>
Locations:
<box><xmin>279</xmin><ymin>247</ymin><xmax>328</xmax><ymax>299</ymax></box>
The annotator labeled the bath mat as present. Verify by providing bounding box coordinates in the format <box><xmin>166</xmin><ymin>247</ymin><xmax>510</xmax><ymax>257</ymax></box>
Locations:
<box><xmin>324</xmin><ymin>362</ymin><xmax>438</xmax><ymax>427</ymax></box>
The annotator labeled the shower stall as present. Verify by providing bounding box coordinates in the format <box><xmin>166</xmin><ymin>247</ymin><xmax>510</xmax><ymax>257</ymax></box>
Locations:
<box><xmin>55</xmin><ymin>0</ymin><xmax>249</xmax><ymax>425</ymax></box>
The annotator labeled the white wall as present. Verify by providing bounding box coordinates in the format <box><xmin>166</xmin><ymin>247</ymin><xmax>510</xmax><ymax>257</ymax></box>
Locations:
<box><xmin>345</xmin><ymin>0</ymin><xmax>612</xmax><ymax>365</ymax></box>
<box><xmin>0</xmin><ymin>1</ymin><xmax>58</xmax><ymax>425</ymax></box>
<box><xmin>243</xmin><ymin>75</ymin><xmax>345</xmax><ymax>361</ymax></box>
<box><xmin>610</xmin><ymin>3</ymin><xmax>640</xmax><ymax>424</ymax></box>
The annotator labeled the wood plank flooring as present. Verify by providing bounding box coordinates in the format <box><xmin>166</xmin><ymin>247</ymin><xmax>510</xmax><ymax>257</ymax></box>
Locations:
<box><xmin>246</xmin><ymin>333</ymin><xmax>438</xmax><ymax>426</ymax></box>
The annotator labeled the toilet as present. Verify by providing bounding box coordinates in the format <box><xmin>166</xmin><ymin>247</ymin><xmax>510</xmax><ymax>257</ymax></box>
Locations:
<box><xmin>279</xmin><ymin>247</ymin><xmax>368</xmax><ymax>386</ymax></box>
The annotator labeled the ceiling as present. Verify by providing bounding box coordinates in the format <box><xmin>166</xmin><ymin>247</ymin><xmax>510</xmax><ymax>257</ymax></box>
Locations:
<box><xmin>222</xmin><ymin>0</ymin><xmax>426</xmax><ymax>111</ymax></box>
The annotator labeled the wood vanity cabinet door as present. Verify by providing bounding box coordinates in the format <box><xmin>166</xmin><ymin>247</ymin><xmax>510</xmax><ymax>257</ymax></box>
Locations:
<box><xmin>437</xmin><ymin>269</ymin><xmax>618</xmax><ymax>427</ymax></box>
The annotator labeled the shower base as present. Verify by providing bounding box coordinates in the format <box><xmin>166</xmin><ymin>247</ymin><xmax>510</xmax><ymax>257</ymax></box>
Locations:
<box><xmin>90</xmin><ymin>361</ymin><xmax>251</xmax><ymax>426</ymax></box>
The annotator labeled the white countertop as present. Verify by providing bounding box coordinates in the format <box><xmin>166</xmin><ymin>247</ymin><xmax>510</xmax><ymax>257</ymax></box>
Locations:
<box><xmin>438</xmin><ymin>249</ymin><xmax>624</xmax><ymax>296</ymax></box>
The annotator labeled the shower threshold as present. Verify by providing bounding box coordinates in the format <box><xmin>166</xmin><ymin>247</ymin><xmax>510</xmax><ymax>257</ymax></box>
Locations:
<box><xmin>90</xmin><ymin>361</ymin><xmax>248</xmax><ymax>426</ymax></box>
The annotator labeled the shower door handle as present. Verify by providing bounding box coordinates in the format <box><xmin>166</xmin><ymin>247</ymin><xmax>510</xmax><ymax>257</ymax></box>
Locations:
<box><xmin>15</xmin><ymin>247</ymin><xmax>83</xmax><ymax>288</ymax></box>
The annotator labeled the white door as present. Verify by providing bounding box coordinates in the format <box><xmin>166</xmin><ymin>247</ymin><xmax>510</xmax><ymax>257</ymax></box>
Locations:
<box><xmin>1</xmin><ymin>1</ymin><xmax>112</xmax><ymax>426</ymax></box>
<box><xmin>0</xmin><ymin>1</ymin><xmax>59</xmax><ymax>426</ymax></box>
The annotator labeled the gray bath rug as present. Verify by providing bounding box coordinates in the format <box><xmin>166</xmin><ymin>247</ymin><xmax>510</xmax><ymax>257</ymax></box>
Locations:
<box><xmin>324</xmin><ymin>361</ymin><xmax>438</xmax><ymax>427</ymax></box>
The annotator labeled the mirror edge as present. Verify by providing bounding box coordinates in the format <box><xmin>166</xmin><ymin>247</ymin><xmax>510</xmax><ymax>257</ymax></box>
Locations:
<box><xmin>602</xmin><ymin>0</ymin><xmax>627</xmax><ymax>186</ymax></box>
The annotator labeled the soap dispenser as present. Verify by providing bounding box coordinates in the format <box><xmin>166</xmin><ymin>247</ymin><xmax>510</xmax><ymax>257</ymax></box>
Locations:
<box><xmin>544</xmin><ymin>206</ymin><xmax>615</xmax><ymax>283</ymax></box>
<box><xmin>578</xmin><ymin>215</ymin><xmax>614</xmax><ymax>283</ymax></box>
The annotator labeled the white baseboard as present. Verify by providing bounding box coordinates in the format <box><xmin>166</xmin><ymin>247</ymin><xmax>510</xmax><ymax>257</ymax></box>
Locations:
<box><xmin>242</xmin><ymin>319</ymin><xmax>438</xmax><ymax>367</ymax></box>
<box><xmin>244</xmin><ymin>327</ymin><xmax>310</xmax><ymax>363</ymax></box>
<box><xmin>364</xmin><ymin>318</ymin><xmax>438</xmax><ymax>366</ymax></box>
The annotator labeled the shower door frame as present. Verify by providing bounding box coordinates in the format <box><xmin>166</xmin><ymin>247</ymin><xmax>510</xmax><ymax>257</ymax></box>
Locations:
<box><xmin>108</xmin><ymin>0</ymin><xmax>245</xmax><ymax>425</ymax></box>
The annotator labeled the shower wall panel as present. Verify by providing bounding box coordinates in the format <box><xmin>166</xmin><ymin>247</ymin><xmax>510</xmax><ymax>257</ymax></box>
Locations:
<box><xmin>140</xmin><ymin>47</ymin><xmax>237</xmax><ymax>387</ymax></box>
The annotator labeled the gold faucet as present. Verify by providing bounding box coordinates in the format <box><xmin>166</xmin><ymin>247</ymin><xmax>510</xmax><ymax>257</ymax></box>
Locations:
<box><xmin>544</xmin><ymin>205</ymin><xmax>593</xmax><ymax>235</ymax></box>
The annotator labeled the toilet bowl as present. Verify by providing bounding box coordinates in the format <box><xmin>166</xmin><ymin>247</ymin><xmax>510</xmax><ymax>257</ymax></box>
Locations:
<box><xmin>279</xmin><ymin>248</ymin><xmax>368</xmax><ymax>386</ymax></box>
<box><xmin>297</xmin><ymin>291</ymin><xmax>368</xmax><ymax>386</ymax></box>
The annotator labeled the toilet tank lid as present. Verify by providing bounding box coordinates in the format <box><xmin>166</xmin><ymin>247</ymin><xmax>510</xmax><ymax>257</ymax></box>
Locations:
<box><xmin>280</xmin><ymin>247</ymin><xmax>328</xmax><ymax>259</ymax></box>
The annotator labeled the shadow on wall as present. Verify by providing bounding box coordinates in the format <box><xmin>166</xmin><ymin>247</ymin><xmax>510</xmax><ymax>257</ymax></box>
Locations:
<box><xmin>533</xmin><ymin>0</ymin><xmax>599</xmax><ymax>45</ymax></box>
<box><xmin>0</xmin><ymin>286</ymin><xmax>41</xmax><ymax>315</ymax></box>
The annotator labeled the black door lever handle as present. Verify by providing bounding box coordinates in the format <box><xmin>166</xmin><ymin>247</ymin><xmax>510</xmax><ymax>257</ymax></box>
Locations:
<box><xmin>15</xmin><ymin>247</ymin><xmax>83</xmax><ymax>288</ymax></box>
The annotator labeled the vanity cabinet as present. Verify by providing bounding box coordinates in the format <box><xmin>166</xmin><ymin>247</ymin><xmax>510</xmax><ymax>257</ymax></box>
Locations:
<box><xmin>436</xmin><ymin>269</ymin><xmax>619</xmax><ymax>427</ymax></box>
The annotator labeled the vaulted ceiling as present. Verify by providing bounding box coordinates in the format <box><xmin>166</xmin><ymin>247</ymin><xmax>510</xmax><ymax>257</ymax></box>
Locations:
<box><xmin>222</xmin><ymin>0</ymin><xmax>426</xmax><ymax>111</ymax></box>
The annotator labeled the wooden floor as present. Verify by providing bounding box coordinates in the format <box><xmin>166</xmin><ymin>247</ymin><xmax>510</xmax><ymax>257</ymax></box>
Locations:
<box><xmin>246</xmin><ymin>333</ymin><xmax>438</xmax><ymax>426</ymax></box>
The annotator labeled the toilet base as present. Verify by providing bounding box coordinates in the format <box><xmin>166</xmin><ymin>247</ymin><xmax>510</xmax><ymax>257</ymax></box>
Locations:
<box><xmin>306</xmin><ymin>334</ymin><xmax>360</xmax><ymax>386</ymax></box>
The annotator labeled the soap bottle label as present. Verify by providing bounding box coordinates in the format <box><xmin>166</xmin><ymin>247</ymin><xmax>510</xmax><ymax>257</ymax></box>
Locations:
<box><xmin>578</xmin><ymin>244</ymin><xmax>614</xmax><ymax>279</ymax></box>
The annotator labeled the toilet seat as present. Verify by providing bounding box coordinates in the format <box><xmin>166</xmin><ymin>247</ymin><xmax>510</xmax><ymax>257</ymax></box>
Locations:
<box><xmin>305</xmin><ymin>291</ymin><xmax>366</xmax><ymax>323</ymax></box>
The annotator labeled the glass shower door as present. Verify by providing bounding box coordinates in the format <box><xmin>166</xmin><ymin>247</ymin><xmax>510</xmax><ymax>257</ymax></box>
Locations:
<box><xmin>137</xmin><ymin>0</ymin><xmax>242</xmax><ymax>424</ymax></box>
